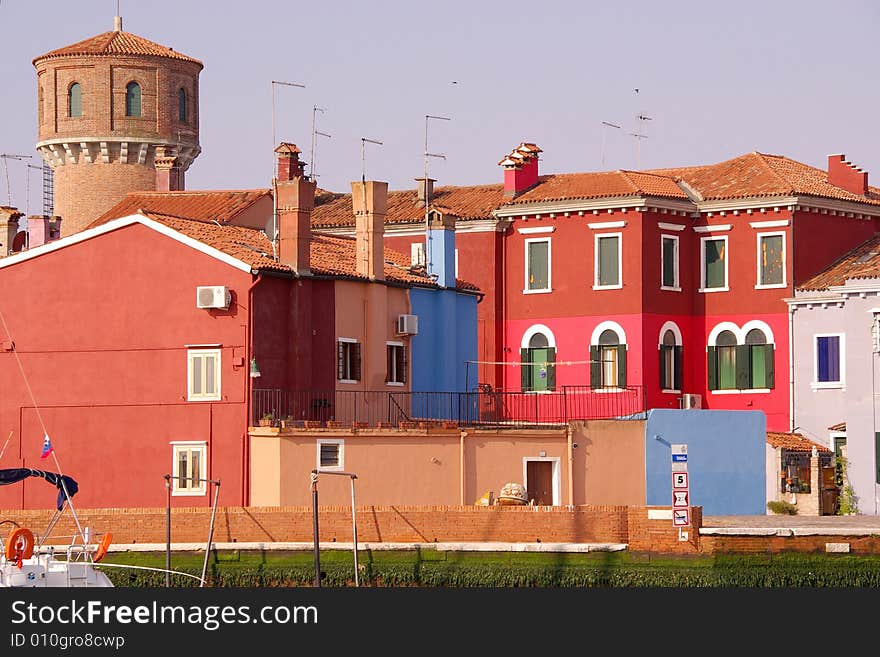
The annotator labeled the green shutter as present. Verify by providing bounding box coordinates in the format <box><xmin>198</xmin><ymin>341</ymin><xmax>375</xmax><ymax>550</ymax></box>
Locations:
<box><xmin>735</xmin><ymin>344</ymin><xmax>750</xmax><ymax>390</ymax></box>
<box><xmin>674</xmin><ymin>346</ymin><xmax>683</xmax><ymax>391</ymax></box>
<box><xmin>617</xmin><ymin>346</ymin><xmax>627</xmax><ymax>388</ymax></box>
<box><xmin>546</xmin><ymin>348</ymin><xmax>556</xmax><ymax>391</ymax></box>
<box><xmin>521</xmin><ymin>348</ymin><xmax>531</xmax><ymax>391</ymax></box>
<box><xmin>764</xmin><ymin>344</ymin><xmax>775</xmax><ymax>389</ymax></box>
<box><xmin>598</xmin><ymin>236</ymin><xmax>620</xmax><ymax>286</ymax></box>
<box><xmin>590</xmin><ymin>345</ymin><xmax>600</xmax><ymax>388</ymax></box>
<box><xmin>662</xmin><ymin>237</ymin><xmax>676</xmax><ymax>288</ymax></box>
<box><xmin>707</xmin><ymin>347</ymin><xmax>717</xmax><ymax>390</ymax></box>
<box><xmin>659</xmin><ymin>346</ymin><xmax>667</xmax><ymax>389</ymax></box>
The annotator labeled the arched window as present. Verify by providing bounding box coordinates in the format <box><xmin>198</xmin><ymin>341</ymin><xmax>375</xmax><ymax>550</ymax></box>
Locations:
<box><xmin>659</xmin><ymin>328</ymin><xmax>682</xmax><ymax>391</ymax></box>
<box><xmin>68</xmin><ymin>82</ymin><xmax>82</xmax><ymax>118</ymax></box>
<box><xmin>707</xmin><ymin>322</ymin><xmax>775</xmax><ymax>391</ymax></box>
<box><xmin>520</xmin><ymin>326</ymin><xmax>556</xmax><ymax>392</ymax></box>
<box><xmin>745</xmin><ymin>328</ymin><xmax>774</xmax><ymax>389</ymax></box>
<box><xmin>590</xmin><ymin>328</ymin><xmax>626</xmax><ymax>389</ymax></box>
<box><xmin>712</xmin><ymin>330</ymin><xmax>738</xmax><ymax>390</ymax></box>
<box><xmin>178</xmin><ymin>88</ymin><xmax>187</xmax><ymax>123</ymax></box>
<box><xmin>125</xmin><ymin>81</ymin><xmax>142</xmax><ymax>117</ymax></box>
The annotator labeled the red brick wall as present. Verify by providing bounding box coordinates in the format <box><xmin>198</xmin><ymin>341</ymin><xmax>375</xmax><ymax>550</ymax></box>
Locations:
<box><xmin>700</xmin><ymin>534</ymin><xmax>880</xmax><ymax>554</ymax></box>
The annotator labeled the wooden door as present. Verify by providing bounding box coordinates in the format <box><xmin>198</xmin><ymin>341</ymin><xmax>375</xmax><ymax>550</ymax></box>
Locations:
<box><xmin>527</xmin><ymin>461</ymin><xmax>553</xmax><ymax>505</ymax></box>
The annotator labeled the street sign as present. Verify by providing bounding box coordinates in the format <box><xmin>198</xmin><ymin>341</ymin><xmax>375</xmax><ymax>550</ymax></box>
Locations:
<box><xmin>673</xmin><ymin>508</ymin><xmax>690</xmax><ymax>527</ymax></box>
<box><xmin>673</xmin><ymin>490</ymin><xmax>689</xmax><ymax>508</ymax></box>
<box><xmin>673</xmin><ymin>472</ymin><xmax>688</xmax><ymax>489</ymax></box>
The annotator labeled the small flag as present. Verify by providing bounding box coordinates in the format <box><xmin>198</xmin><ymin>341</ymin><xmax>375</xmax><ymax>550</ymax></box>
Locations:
<box><xmin>40</xmin><ymin>434</ymin><xmax>53</xmax><ymax>460</ymax></box>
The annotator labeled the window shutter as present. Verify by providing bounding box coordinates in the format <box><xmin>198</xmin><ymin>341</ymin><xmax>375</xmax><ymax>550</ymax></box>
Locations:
<box><xmin>659</xmin><ymin>346</ymin><xmax>667</xmax><ymax>389</ymax></box>
<box><xmin>385</xmin><ymin>346</ymin><xmax>392</xmax><ymax>383</ymax></box>
<box><xmin>520</xmin><ymin>348</ymin><xmax>531</xmax><ymax>391</ymax></box>
<box><xmin>399</xmin><ymin>346</ymin><xmax>408</xmax><ymax>385</ymax></box>
<box><xmin>616</xmin><ymin>346</ymin><xmax>627</xmax><ymax>388</ymax></box>
<box><xmin>546</xmin><ymin>348</ymin><xmax>556</xmax><ymax>391</ymax></box>
<box><xmin>764</xmin><ymin>344</ymin><xmax>775</xmax><ymax>389</ymax></box>
<box><xmin>674</xmin><ymin>346</ymin><xmax>683</xmax><ymax>391</ymax></box>
<box><xmin>735</xmin><ymin>344</ymin><xmax>750</xmax><ymax>389</ymax></box>
<box><xmin>337</xmin><ymin>342</ymin><xmax>345</xmax><ymax>380</ymax></box>
<box><xmin>351</xmin><ymin>343</ymin><xmax>362</xmax><ymax>381</ymax></box>
<box><xmin>707</xmin><ymin>347</ymin><xmax>718</xmax><ymax>390</ymax></box>
<box><xmin>590</xmin><ymin>345</ymin><xmax>600</xmax><ymax>388</ymax></box>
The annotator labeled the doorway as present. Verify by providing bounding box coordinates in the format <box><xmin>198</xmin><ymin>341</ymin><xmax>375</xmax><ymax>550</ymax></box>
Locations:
<box><xmin>524</xmin><ymin>458</ymin><xmax>559</xmax><ymax>506</ymax></box>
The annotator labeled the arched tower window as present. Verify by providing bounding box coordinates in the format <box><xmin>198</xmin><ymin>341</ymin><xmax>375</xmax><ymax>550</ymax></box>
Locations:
<box><xmin>68</xmin><ymin>83</ymin><xmax>82</xmax><ymax>118</ymax></box>
<box><xmin>178</xmin><ymin>88</ymin><xmax>187</xmax><ymax>123</ymax></box>
<box><xmin>126</xmin><ymin>82</ymin><xmax>142</xmax><ymax>117</ymax></box>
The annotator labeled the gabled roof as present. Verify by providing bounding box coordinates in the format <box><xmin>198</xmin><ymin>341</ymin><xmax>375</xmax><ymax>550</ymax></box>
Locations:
<box><xmin>828</xmin><ymin>422</ymin><xmax>846</xmax><ymax>432</ymax></box>
<box><xmin>649</xmin><ymin>152</ymin><xmax>880</xmax><ymax>206</ymax></box>
<box><xmin>797</xmin><ymin>233</ymin><xmax>880</xmax><ymax>291</ymax></box>
<box><xmin>311</xmin><ymin>184</ymin><xmax>506</xmax><ymax>229</ymax></box>
<box><xmin>504</xmin><ymin>170</ymin><xmax>688</xmax><ymax>205</ymax></box>
<box><xmin>766</xmin><ymin>431</ymin><xmax>832</xmax><ymax>453</ymax></box>
<box><xmin>34</xmin><ymin>29</ymin><xmax>202</xmax><ymax>66</ymax></box>
<box><xmin>90</xmin><ymin>190</ymin><xmax>271</xmax><ymax>228</ymax></box>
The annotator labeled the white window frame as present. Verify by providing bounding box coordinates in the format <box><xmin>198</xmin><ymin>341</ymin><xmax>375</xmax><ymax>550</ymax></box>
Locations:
<box><xmin>593</xmin><ymin>232</ymin><xmax>623</xmax><ymax>290</ymax></box>
<box><xmin>187</xmin><ymin>348</ymin><xmax>221</xmax><ymax>401</ymax></box>
<box><xmin>523</xmin><ymin>237</ymin><xmax>552</xmax><ymax>294</ymax></box>
<box><xmin>386</xmin><ymin>341</ymin><xmax>405</xmax><ymax>386</ymax></box>
<box><xmin>699</xmin><ymin>235</ymin><xmax>729</xmax><ymax>293</ymax></box>
<box><xmin>522</xmin><ymin>456</ymin><xmax>561</xmax><ymax>506</ymax></box>
<box><xmin>170</xmin><ymin>441</ymin><xmax>207</xmax><ymax>496</ymax></box>
<box><xmin>812</xmin><ymin>333</ymin><xmax>845</xmax><ymax>389</ymax></box>
<box><xmin>755</xmin><ymin>231</ymin><xmax>787</xmax><ymax>289</ymax></box>
<box><xmin>337</xmin><ymin>337</ymin><xmax>359</xmax><ymax>384</ymax></box>
<box><xmin>660</xmin><ymin>234</ymin><xmax>680</xmax><ymax>291</ymax></box>
<box><xmin>411</xmin><ymin>242</ymin><xmax>426</xmax><ymax>267</ymax></box>
<box><xmin>658</xmin><ymin>321</ymin><xmax>682</xmax><ymax>393</ymax></box>
<box><xmin>590</xmin><ymin>320</ymin><xmax>627</xmax><ymax>392</ymax></box>
<box><xmin>316</xmin><ymin>438</ymin><xmax>345</xmax><ymax>471</ymax></box>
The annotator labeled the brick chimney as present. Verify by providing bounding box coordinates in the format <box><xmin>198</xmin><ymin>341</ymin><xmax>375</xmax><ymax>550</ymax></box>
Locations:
<box><xmin>827</xmin><ymin>154</ymin><xmax>868</xmax><ymax>195</ymax></box>
<box><xmin>275</xmin><ymin>143</ymin><xmax>314</xmax><ymax>275</ymax></box>
<box><xmin>0</xmin><ymin>207</ymin><xmax>22</xmax><ymax>256</ymax></box>
<box><xmin>155</xmin><ymin>148</ymin><xmax>184</xmax><ymax>192</ymax></box>
<box><xmin>499</xmin><ymin>142</ymin><xmax>542</xmax><ymax>198</ymax></box>
<box><xmin>28</xmin><ymin>215</ymin><xmax>62</xmax><ymax>248</ymax></box>
<box><xmin>351</xmin><ymin>180</ymin><xmax>387</xmax><ymax>281</ymax></box>
<box><xmin>415</xmin><ymin>177</ymin><xmax>435</xmax><ymax>205</ymax></box>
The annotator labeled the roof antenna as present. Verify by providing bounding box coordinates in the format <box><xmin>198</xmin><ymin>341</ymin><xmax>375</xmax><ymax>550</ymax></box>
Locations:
<box><xmin>0</xmin><ymin>153</ymin><xmax>33</xmax><ymax>206</ymax></box>
<box><xmin>600</xmin><ymin>121</ymin><xmax>621</xmax><ymax>169</ymax></box>
<box><xmin>628</xmin><ymin>88</ymin><xmax>652</xmax><ymax>169</ymax></box>
<box><xmin>114</xmin><ymin>0</ymin><xmax>122</xmax><ymax>31</ymax></box>
<box><xmin>360</xmin><ymin>137</ymin><xmax>383</xmax><ymax>183</ymax></box>
<box><xmin>310</xmin><ymin>106</ymin><xmax>331</xmax><ymax>180</ymax></box>
<box><xmin>424</xmin><ymin>114</ymin><xmax>450</xmax><ymax>273</ymax></box>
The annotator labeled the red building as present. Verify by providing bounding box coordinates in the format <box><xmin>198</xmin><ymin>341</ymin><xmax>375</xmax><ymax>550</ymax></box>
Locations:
<box><xmin>314</xmin><ymin>146</ymin><xmax>880</xmax><ymax>431</ymax></box>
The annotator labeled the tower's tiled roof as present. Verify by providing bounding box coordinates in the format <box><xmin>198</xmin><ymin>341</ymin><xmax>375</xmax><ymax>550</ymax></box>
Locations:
<box><xmin>34</xmin><ymin>30</ymin><xmax>202</xmax><ymax>67</ymax></box>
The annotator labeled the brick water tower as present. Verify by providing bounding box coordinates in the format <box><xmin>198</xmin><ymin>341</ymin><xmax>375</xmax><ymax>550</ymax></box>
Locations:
<box><xmin>33</xmin><ymin>15</ymin><xmax>202</xmax><ymax>236</ymax></box>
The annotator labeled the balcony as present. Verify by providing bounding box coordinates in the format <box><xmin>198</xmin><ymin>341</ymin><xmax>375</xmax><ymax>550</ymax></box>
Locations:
<box><xmin>252</xmin><ymin>385</ymin><xmax>646</xmax><ymax>429</ymax></box>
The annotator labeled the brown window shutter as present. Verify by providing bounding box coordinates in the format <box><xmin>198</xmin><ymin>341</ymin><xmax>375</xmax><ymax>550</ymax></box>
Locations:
<box><xmin>385</xmin><ymin>345</ymin><xmax>392</xmax><ymax>383</ymax></box>
<box><xmin>399</xmin><ymin>346</ymin><xmax>408</xmax><ymax>385</ymax></box>
<box><xmin>352</xmin><ymin>343</ymin><xmax>362</xmax><ymax>381</ymax></box>
<box><xmin>337</xmin><ymin>341</ymin><xmax>345</xmax><ymax>380</ymax></box>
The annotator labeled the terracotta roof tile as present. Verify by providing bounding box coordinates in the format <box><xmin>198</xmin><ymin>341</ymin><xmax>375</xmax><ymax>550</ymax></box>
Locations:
<box><xmin>311</xmin><ymin>184</ymin><xmax>506</xmax><ymax>228</ymax></box>
<box><xmin>797</xmin><ymin>233</ymin><xmax>880</xmax><ymax>290</ymax></box>
<box><xmin>90</xmin><ymin>190</ymin><xmax>272</xmax><ymax>228</ymax></box>
<box><xmin>766</xmin><ymin>431</ymin><xmax>832</xmax><ymax>453</ymax></box>
<box><xmin>506</xmin><ymin>171</ymin><xmax>688</xmax><ymax>205</ymax></box>
<box><xmin>34</xmin><ymin>30</ymin><xmax>202</xmax><ymax>66</ymax></box>
<box><xmin>828</xmin><ymin>422</ymin><xmax>846</xmax><ymax>431</ymax></box>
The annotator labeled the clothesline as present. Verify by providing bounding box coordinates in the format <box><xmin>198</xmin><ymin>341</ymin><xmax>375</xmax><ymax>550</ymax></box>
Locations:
<box><xmin>465</xmin><ymin>360</ymin><xmax>596</xmax><ymax>366</ymax></box>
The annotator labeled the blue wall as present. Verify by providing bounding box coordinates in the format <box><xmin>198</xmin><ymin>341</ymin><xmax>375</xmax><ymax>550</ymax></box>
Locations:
<box><xmin>410</xmin><ymin>287</ymin><xmax>478</xmax><ymax>398</ymax></box>
<box><xmin>644</xmin><ymin>409</ymin><xmax>766</xmax><ymax>516</ymax></box>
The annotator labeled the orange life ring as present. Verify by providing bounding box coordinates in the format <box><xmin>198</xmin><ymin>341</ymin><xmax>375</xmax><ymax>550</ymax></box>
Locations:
<box><xmin>5</xmin><ymin>528</ymin><xmax>34</xmax><ymax>561</ymax></box>
<box><xmin>92</xmin><ymin>532</ymin><xmax>112</xmax><ymax>563</ymax></box>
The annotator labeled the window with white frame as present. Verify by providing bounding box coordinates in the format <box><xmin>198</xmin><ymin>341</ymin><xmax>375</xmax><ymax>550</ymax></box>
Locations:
<box><xmin>411</xmin><ymin>243</ymin><xmax>426</xmax><ymax>267</ymax></box>
<box><xmin>337</xmin><ymin>339</ymin><xmax>361</xmax><ymax>383</ymax></box>
<box><xmin>524</xmin><ymin>238</ymin><xmax>551</xmax><ymax>292</ymax></box>
<box><xmin>661</xmin><ymin>235</ymin><xmax>680</xmax><ymax>290</ymax></box>
<box><xmin>590</xmin><ymin>327</ymin><xmax>626</xmax><ymax>388</ymax></box>
<box><xmin>594</xmin><ymin>233</ymin><xmax>622</xmax><ymax>289</ymax></box>
<box><xmin>757</xmin><ymin>232</ymin><xmax>785</xmax><ymax>287</ymax></box>
<box><xmin>187</xmin><ymin>348</ymin><xmax>221</xmax><ymax>401</ymax></box>
<box><xmin>707</xmin><ymin>322</ymin><xmax>775</xmax><ymax>391</ymax></box>
<box><xmin>814</xmin><ymin>334</ymin><xmax>844</xmax><ymax>387</ymax></box>
<box><xmin>701</xmin><ymin>236</ymin><xmax>728</xmax><ymax>291</ymax></box>
<box><xmin>659</xmin><ymin>325</ymin><xmax>682</xmax><ymax>391</ymax></box>
<box><xmin>386</xmin><ymin>342</ymin><xmax>407</xmax><ymax>385</ymax></box>
<box><xmin>317</xmin><ymin>439</ymin><xmax>344</xmax><ymax>470</ymax></box>
<box><xmin>171</xmin><ymin>442</ymin><xmax>206</xmax><ymax>496</ymax></box>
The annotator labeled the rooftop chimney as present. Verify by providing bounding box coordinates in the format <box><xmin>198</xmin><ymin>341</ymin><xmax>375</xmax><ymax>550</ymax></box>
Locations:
<box><xmin>114</xmin><ymin>15</ymin><xmax>123</xmax><ymax>32</ymax></box>
<box><xmin>155</xmin><ymin>147</ymin><xmax>184</xmax><ymax>192</ymax></box>
<box><xmin>0</xmin><ymin>207</ymin><xmax>23</xmax><ymax>256</ymax></box>
<box><xmin>351</xmin><ymin>180</ymin><xmax>387</xmax><ymax>281</ymax></box>
<box><xmin>426</xmin><ymin>210</ymin><xmax>457</xmax><ymax>288</ymax></box>
<box><xmin>499</xmin><ymin>142</ymin><xmax>542</xmax><ymax>198</ymax></box>
<box><xmin>27</xmin><ymin>215</ymin><xmax>62</xmax><ymax>249</ymax></box>
<box><xmin>275</xmin><ymin>144</ymin><xmax>315</xmax><ymax>275</ymax></box>
<box><xmin>827</xmin><ymin>154</ymin><xmax>868</xmax><ymax>196</ymax></box>
<box><xmin>415</xmin><ymin>177</ymin><xmax>435</xmax><ymax>205</ymax></box>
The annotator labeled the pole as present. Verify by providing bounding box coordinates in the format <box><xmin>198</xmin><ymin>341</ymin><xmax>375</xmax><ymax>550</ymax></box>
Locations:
<box><xmin>164</xmin><ymin>474</ymin><xmax>171</xmax><ymax>588</ymax></box>
<box><xmin>349</xmin><ymin>475</ymin><xmax>359</xmax><ymax>587</ymax></box>
<box><xmin>200</xmin><ymin>480</ymin><xmax>221</xmax><ymax>587</ymax></box>
<box><xmin>310</xmin><ymin>471</ymin><xmax>320</xmax><ymax>587</ymax></box>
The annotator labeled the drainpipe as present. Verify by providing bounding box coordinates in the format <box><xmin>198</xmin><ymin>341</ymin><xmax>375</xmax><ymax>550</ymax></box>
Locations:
<box><xmin>788</xmin><ymin>304</ymin><xmax>795</xmax><ymax>432</ymax></box>
<box><xmin>459</xmin><ymin>430</ymin><xmax>468</xmax><ymax>505</ymax></box>
<box><xmin>243</xmin><ymin>273</ymin><xmax>264</xmax><ymax>506</ymax></box>
<box><xmin>566</xmin><ymin>424</ymin><xmax>574</xmax><ymax>506</ymax></box>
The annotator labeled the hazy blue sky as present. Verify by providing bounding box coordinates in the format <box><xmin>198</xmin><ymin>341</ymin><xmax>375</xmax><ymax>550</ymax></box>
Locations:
<box><xmin>1</xmin><ymin>0</ymin><xmax>878</xmax><ymax>214</ymax></box>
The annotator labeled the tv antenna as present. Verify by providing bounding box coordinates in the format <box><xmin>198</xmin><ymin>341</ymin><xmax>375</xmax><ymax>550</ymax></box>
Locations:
<box><xmin>629</xmin><ymin>114</ymin><xmax>652</xmax><ymax>169</ymax></box>
<box><xmin>0</xmin><ymin>154</ymin><xmax>33</xmax><ymax>207</ymax></box>
<box><xmin>310</xmin><ymin>106</ymin><xmax>331</xmax><ymax>180</ymax></box>
<box><xmin>360</xmin><ymin>137</ymin><xmax>383</xmax><ymax>183</ymax></box>
<box><xmin>600</xmin><ymin>121</ymin><xmax>621</xmax><ymax>169</ymax></box>
<box><xmin>270</xmin><ymin>80</ymin><xmax>305</xmax><ymax>161</ymax></box>
<box><xmin>424</xmin><ymin>114</ymin><xmax>451</xmax><ymax>272</ymax></box>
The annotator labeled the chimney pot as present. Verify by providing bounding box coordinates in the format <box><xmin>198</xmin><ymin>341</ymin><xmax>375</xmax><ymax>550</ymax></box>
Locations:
<box><xmin>500</xmin><ymin>142</ymin><xmax>542</xmax><ymax>197</ymax></box>
<box><xmin>415</xmin><ymin>177</ymin><xmax>436</xmax><ymax>204</ymax></box>
<box><xmin>351</xmin><ymin>181</ymin><xmax>388</xmax><ymax>281</ymax></box>
<box><xmin>275</xmin><ymin>142</ymin><xmax>306</xmax><ymax>182</ymax></box>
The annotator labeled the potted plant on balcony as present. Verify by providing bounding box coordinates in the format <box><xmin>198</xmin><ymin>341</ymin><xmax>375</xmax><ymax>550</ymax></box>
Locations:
<box><xmin>259</xmin><ymin>412</ymin><xmax>274</xmax><ymax>427</ymax></box>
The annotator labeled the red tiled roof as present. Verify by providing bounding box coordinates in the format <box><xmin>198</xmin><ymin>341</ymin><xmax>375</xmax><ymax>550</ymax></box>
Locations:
<box><xmin>649</xmin><ymin>152</ymin><xmax>880</xmax><ymax>205</ymax></box>
<box><xmin>90</xmin><ymin>190</ymin><xmax>272</xmax><ymax>228</ymax></box>
<box><xmin>132</xmin><ymin>211</ymin><xmax>479</xmax><ymax>291</ymax></box>
<box><xmin>828</xmin><ymin>422</ymin><xmax>846</xmax><ymax>431</ymax></box>
<box><xmin>796</xmin><ymin>233</ymin><xmax>880</xmax><ymax>291</ymax></box>
<box><xmin>34</xmin><ymin>30</ymin><xmax>202</xmax><ymax>66</ymax></box>
<box><xmin>506</xmin><ymin>170</ymin><xmax>688</xmax><ymax>205</ymax></box>
<box><xmin>311</xmin><ymin>184</ymin><xmax>506</xmax><ymax>228</ymax></box>
<box><xmin>767</xmin><ymin>431</ymin><xmax>832</xmax><ymax>453</ymax></box>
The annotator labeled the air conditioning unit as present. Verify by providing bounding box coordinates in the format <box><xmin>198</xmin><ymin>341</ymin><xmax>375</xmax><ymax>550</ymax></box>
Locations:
<box><xmin>397</xmin><ymin>314</ymin><xmax>419</xmax><ymax>335</ymax></box>
<box><xmin>679</xmin><ymin>393</ymin><xmax>702</xmax><ymax>410</ymax></box>
<box><xmin>196</xmin><ymin>285</ymin><xmax>231</xmax><ymax>310</ymax></box>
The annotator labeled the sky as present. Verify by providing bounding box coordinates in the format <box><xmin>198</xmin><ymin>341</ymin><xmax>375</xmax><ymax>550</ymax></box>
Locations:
<box><xmin>1</xmin><ymin>0</ymin><xmax>879</xmax><ymax>215</ymax></box>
